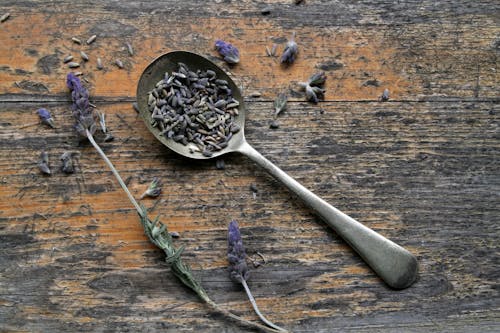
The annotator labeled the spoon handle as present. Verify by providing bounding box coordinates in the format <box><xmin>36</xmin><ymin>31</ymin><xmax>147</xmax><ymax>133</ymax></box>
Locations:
<box><xmin>237</xmin><ymin>141</ymin><xmax>418</xmax><ymax>289</ymax></box>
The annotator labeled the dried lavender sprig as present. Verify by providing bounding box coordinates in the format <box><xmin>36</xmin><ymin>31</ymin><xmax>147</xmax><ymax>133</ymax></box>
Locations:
<box><xmin>67</xmin><ymin>74</ymin><xmax>282</xmax><ymax>333</ymax></box>
<box><xmin>228</xmin><ymin>221</ymin><xmax>289</xmax><ymax>333</ymax></box>
<box><xmin>140</xmin><ymin>177</ymin><xmax>162</xmax><ymax>199</ymax></box>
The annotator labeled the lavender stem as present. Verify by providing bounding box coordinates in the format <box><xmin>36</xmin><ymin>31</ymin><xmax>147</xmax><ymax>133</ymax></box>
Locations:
<box><xmin>85</xmin><ymin>129</ymin><xmax>142</xmax><ymax>215</ymax></box>
<box><xmin>241</xmin><ymin>278</ymin><xmax>288</xmax><ymax>332</ymax></box>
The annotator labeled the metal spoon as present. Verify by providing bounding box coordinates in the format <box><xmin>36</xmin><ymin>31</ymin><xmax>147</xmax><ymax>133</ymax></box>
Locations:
<box><xmin>137</xmin><ymin>51</ymin><xmax>418</xmax><ymax>289</ymax></box>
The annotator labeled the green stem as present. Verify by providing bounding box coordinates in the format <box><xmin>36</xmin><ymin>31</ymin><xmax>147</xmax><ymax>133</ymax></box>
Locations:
<box><xmin>241</xmin><ymin>279</ymin><xmax>288</xmax><ymax>332</ymax></box>
<box><xmin>85</xmin><ymin>129</ymin><xmax>142</xmax><ymax>215</ymax></box>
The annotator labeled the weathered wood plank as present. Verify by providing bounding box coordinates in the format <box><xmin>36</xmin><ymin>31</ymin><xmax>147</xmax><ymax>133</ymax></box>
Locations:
<box><xmin>0</xmin><ymin>2</ymin><xmax>498</xmax><ymax>101</ymax></box>
<box><xmin>0</xmin><ymin>100</ymin><xmax>498</xmax><ymax>332</ymax></box>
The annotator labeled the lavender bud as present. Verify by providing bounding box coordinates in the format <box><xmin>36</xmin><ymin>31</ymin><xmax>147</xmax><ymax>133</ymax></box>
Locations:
<box><xmin>280</xmin><ymin>32</ymin><xmax>298</xmax><ymax>64</ymax></box>
<box><xmin>38</xmin><ymin>151</ymin><xmax>51</xmax><ymax>175</ymax></box>
<box><xmin>308</xmin><ymin>72</ymin><xmax>327</xmax><ymax>87</ymax></box>
<box><xmin>37</xmin><ymin>108</ymin><xmax>55</xmax><ymax>128</ymax></box>
<box><xmin>60</xmin><ymin>152</ymin><xmax>74</xmax><ymax>174</ymax></box>
<box><xmin>227</xmin><ymin>220</ymin><xmax>249</xmax><ymax>283</ymax></box>
<box><xmin>380</xmin><ymin>88</ymin><xmax>390</xmax><ymax>102</ymax></box>
<box><xmin>273</xmin><ymin>93</ymin><xmax>288</xmax><ymax>117</ymax></box>
<box><xmin>215</xmin><ymin>40</ymin><xmax>240</xmax><ymax>64</ymax></box>
<box><xmin>66</xmin><ymin>73</ymin><xmax>96</xmax><ymax>137</ymax></box>
<box><xmin>140</xmin><ymin>177</ymin><xmax>162</xmax><ymax>199</ymax></box>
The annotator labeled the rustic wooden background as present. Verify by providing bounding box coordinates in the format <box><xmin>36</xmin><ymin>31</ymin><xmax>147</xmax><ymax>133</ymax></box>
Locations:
<box><xmin>0</xmin><ymin>1</ymin><xmax>499</xmax><ymax>332</ymax></box>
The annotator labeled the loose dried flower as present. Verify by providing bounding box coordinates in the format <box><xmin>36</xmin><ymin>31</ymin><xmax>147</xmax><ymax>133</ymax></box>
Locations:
<box><xmin>60</xmin><ymin>152</ymin><xmax>74</xmax><ymax>174</ymax></box>
<box><xmin>37</xmin><ymin>108</ymin><xmax>55</xmax><ymax>128</ymax></box>
<box><xmin>299</xmin><ymin>72</ymin><xmax>327</xmax><ymax>104</ymax></box>
<box><xmin>38</xmin><ymin>151</ymin><xmax>51</xmax><ymax>175</ymax></box>
<box><xmin>215</xmin><ymin>40</ymin><xmax>240</xmax><ymax>64</ymax></box>
<box><xmin>380</xmin><ymin>88</ymin><xmax>390</xmax><ymax>102</ymax></box>
<box><xmin>280</xmin><ymin>32</ymin><xmax>298</xmax><ymax>64</ymax></box>
<box><xmin>140</xmin><ymin>177</ymin><xmax>162</xmax><ymax>199</ymax></box>
<box><xmin>67</xmin><ymin>72</ymin><xmax>96</xmax><ymax>137</ymax></box>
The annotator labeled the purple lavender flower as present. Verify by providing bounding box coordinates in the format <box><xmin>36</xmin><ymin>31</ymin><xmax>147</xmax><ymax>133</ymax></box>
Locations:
<box><xmin>215</xmin><ymin>40</ymin><xmax>240</xmax><ymax>64</ymax></box>
<box><xmin>66</xmin><ymin>73</ymin><xmax>96</xmax><ymax>137</ymax></box>
<box><xmin>280</xmin><ymin>32</ymin><xmax>298</xmax><ymax>64</ymax></box>
<box><xmin>308</xmin><ymin>72</ymin><xmax>327</xmax><ymax>87</ymax></box>
<box><xmin>227</xmin><ymin>220</ymin><xmax>249</xmax><ymax>282</ymax></box>
<box><xmin>37</xmin><ymin>108</ymin><xmax>55</xmax><ymax>128</ymax></box>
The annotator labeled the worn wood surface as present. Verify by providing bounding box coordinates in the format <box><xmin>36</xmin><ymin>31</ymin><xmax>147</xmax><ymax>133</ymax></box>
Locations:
<box><xmin>0</xmin><ymin>1</ymin><xmax>499</xmax><ymax>332</ymax></box>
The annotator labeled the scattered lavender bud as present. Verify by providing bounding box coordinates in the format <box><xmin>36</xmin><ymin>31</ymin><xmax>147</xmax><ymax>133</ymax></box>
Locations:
<box><xmin>249</xmin><ymin>91</ymin><xmax>261</xmax><ymax>98</ymax></box>
<box><xmin>140</xmin><ymin>177</ymin><xmax>162</xmax><ymax>199</ymax></box>
<box><xmin>97</xmin><ymin>57</ymin><xmax>103</xmax><ymax>70</ymax></box>
<box><xmin>63</xmin><ymin>55</ymin><xmax>74</xmax><ymax>63</ymax></box>
<box><xmin>169</xmin><ymin>231</ymin><xmax>180</xmax><ymax>238</ymax></box>
<box><xmin>273</xmin><ymin>93</ymin><xmax>287</xmax><ymax>118</ymax></box>
<box><xmin>0</xmin><ymin>12</ymin><xmax>11</xmax><ymax>23</ymax></box>
<box><xmin>308</xmin><ymin>72</ymin><xmax>327</xmax><ymax>86</ymax></box>
<box><xmin>71</xmin><ymin>37</ymin><xmax>82</xmax><ymax>44</ymax></box>
<box><xmin>227</xmin><ymin>220</ymin><xmax>249</xmax><ymax>283</ymax></box>
<box><xmin>67</xmin><ymin>72</ymin><xmax>97</xmax><ymax>137</ymax></box>
<box><xmin>215</xmin><ymin>40</ymin><xmax>240</xmax><ymax>64</ymax></box>
<box><xmin>380</xmin><ymin>88</ymin><xmax>390</xmax><ymax>101</ymax></box>
<box><xmin>80</xmin><ymin>51</ymin><xmax>89</xmax><ymax>62</ymax></box>
<box><xmin>280</xmin><ymin>32</ymin><xmax>298</xmax><ymax>64</ymax></box>
<box><xmin>126</xmin><ymin>42</ymin><xmax>134</xmax><ymax>56</ymax></box>
<box><xmin>115</xmin><ymin>59</ymin><xmax>124</xmax><ymax>69</ymax></box>
<box><xmin>60</xmin><ymin>152</ymin><xmax>74</xmax><ymax>174</ymax></box>
<box><xmin>305</xmin><ymin>84</ymin><xmax>318</xmax><ymax>103</ymax></box>
<box><xmin>86</xmin><ymin>34</ymin><xmax>97</xmax><ymax>45</ymax></box>
<box><xmin>37</xmin><ymin>108</ymin><xmax>55</xmax><ymax>128</ymax></box>
<box><xmin>38</xmin><ymin>151</ymin><xmax>51</xmax><ymax>175</ymax></box>
<box><xmin>68</xmin><ymin>62</ymin><xmax>80</xmax><ymax>68</ymax></box>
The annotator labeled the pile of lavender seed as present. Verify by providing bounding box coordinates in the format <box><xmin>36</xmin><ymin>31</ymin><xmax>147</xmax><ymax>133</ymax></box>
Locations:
<box><xmin>147</xmin><ymin>63</ymin><xmax>240</xmax><ymax>157</ymax></box>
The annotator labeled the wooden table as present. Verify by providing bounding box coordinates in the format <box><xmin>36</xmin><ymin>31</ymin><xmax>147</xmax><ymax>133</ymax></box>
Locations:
<box><xmin>1</xmin><ymin>1</ymin><xmax>498</xmax><ymax>332</ymax></box>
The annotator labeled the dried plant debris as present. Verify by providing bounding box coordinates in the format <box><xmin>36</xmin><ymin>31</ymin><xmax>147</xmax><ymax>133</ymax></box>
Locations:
<box><xmin>38</xmin><ymin>151</ymin><xmax>51</xmax><ymax>175</ymax></box>
<box><xmin>147</xmin><ymin>62</ymin><xmax>241</xmax><ymax>157</ymax></box>
<box><xmin>71</xmin><ymin>37</ymin><xmax>82</xmax><ymax>44</ymax></box>
<box><xmin>280</xmin><ymin>32</ymin><xmax>298</xmax><ymax>65</ymax></box>
<box><xmin>266</xmin><ymin>44</ymin><xmax>278</xmax><ymax>57</ymax></box>
<box><xmin>273</xmin><ymin>93</ymin><xmax>287</xmax><ymax>118</ymax></box>
<box><xmin>115</xmin><ymin>59</ymin><xmax>124</xmax><ymax>69</ymax></box>
<box><xmin>298</xmin><ymin>71</ymin><xmax>327</xmax><ymax>103</ymax></box>
<box><xmin>126</xmin><ymin>42</ymin><xmax>134</xmax><ymax>56</ymax></box>
<box><xmin>63</xmin><ymin>55</ymin><xmax>74</xmax><ymax>63</ymax></box>
<box><xmin>60</xmin><ymin>152</ymin><xmax>74</xmax><ymax>174</ymax></box>
<box><xmin>80</xmin><ymin>51</ymin><xmax>89</xmax><ymax>62</ymax></box>
<box><xmin>96</xmin><ymin>57</ymin><xmax>103</xmax><ymax>70</ymax></box>
<box><xmin>68</xmin><ymin>62</ymin><xmax>80</xmax><ymax>69</ymax></box>
<box><xmin>380</xmin><ymin>88</ymin><xmax>390</xmax><ymax>101</ymax></box>
<box><xmin>140</xmin><ymin>177</ymin><xmax>162</xmax><ymax>199</ymax></box>
<box><xmin>216</xmin><ymin>159</ymin><xmax>225</xmax><ymax>170</ymax></box>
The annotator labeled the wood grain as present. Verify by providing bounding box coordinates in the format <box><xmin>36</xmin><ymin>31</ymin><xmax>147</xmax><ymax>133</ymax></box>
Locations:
<box><xmin>0</xmin><ymin>1</ymin><xmax>499</xmax><ymax>332</ymax></box>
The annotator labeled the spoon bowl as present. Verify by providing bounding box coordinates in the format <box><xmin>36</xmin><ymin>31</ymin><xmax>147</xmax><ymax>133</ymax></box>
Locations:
<box><xmin>137</xmin><ymin>51</ymin><xmax>245</xmax><ymax>159</ymax></box>
<box><xmin>137</xmin><ymin>51</ymin><xmax>418</xmax><ymax>289</ymax></box>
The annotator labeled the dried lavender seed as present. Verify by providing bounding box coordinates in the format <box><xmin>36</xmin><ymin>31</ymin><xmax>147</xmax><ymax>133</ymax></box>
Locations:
<box><xmin>249</xmin><ymin>91</ymin><xmax>261</xmax><ymax>98</ymax></box>
<box><xmin>68</xmin><ymin>62</ymin><xmax>80</xmax><ymax>68</ymax></box>
<box><xmin>74</xmin><ymin>72</ymin><xmax>83</xmax><ymax>76</ymax></box>
<box><xmin>97</xmin><ymin>57</ymin><xmax>103</xmax><ymax>70</ymax></box>
<box><xmin>126</xmin><ymin>42</ymin><xmax>134</xmax><ymax>56</ymax></box>
<box><xmin>86</xmin><ymin>34</ymin><xmax>97</xmax><ymax>45</ymax></box>
<box><xmin>271</xmin><ymin>43</ymin><xmax>277</xmax><ymax>56</ymax></box>
<box><xmin>80</xmin><ymin>51</ymin><xmax>89</xmax><ymax>61</ymax></box>
<box><xmin>60</xmin><ymin>152</ymin><xmax>74</xmax><ymax>174</ymax></box>
<box><xmin>71</xmin><ymin>37</ymin><xmax>81</xmax><ymax>44</ymax></box>
<box><xmin>38</xmin><ymin>151</ymin><xmax>51</xmax><ymax>175</ymax></box>
<box><xmin>115</xmin><ymin>59</ymin><xmax>124</xmax><ymax>68</ymax></box>
<box><xmin>1</xmin><ymin>13</ymin><xmax>11</xmax><ymax>23</ymax></box>
<box><xmin>63</xmin><ymin>55</ymin><xmax>74</xmax><ymax>63</ymax></box>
